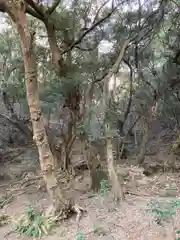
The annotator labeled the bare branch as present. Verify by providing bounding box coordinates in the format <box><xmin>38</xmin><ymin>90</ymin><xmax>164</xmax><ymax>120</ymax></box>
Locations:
<box><xmin>81</xmin><ymin>1</ymin><xmax>93</xmax><ymax>29</ymax></box>
<box><xmin>171</xmin><ymin>0</ymin><xmax>180</xmax><ymax>9</ymax></box>
<box><xmin>26</xmin><ymin>5</ymin><xmax>44</xmax><ymax>20</ymax></box>
<box><xmin>75</xmin><ymin>44</ymin><xmax>99</xmax><ymax>51</ymax></box>
<box><xmin>46</xmin><ymin>0</ymin><xmax>61</xmax><ymax>15</ymax></box>
<box><xmin>92</xmin><ymin>0</ymin><xmax>110</xmax><ymax>24</ymax></box>
<box><xmin>5</xmin><ymin>66</ymin><xmax>17</xmax><ymax>80</ymax></box>
<box><xmin>127</xmin><ymin>116</ymin><xmax>141</xmax><ymax>136</ymax></box>
<box><xmin>131</xmin><ymin>0</ymin><xmax>166</xmax><ymax>44</ymax></box>
<box><xmin>140</xmin><ymin>71</ymin><xmax>158</xmax><ymax>100</ymax></box>
<box><xmin>61</xmin><ymin>5</ymin><xmax>119</xmax><ymax>54</ymax></box>
<box><xmin>25</xmin><ymin>0</ymin><xmax>44</xmax><ymax>18</ymax></box>
<box><xmin>0</xmin><ymin>113</ymin><xmax>32</xmax><ymax>140</ymax></box>
<box><xmin>102</xmin><ymin>40</ymin><xmax>130</xmax><ymax>83</ymax></box>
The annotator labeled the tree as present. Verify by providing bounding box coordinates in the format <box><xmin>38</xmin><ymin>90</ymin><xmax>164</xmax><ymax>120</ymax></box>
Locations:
<box><xmin>0</xmin><ymin>0</ymin><xmax>71</xmax><ymax>214</ymax></box>
<box><xmin>1</xmin><ymin>0</ymin><xmax>180</xmax><ymax>210</ymax></box>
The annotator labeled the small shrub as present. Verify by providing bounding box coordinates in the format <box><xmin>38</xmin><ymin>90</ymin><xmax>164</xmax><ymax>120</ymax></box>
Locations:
<box><xmin>76</xmin><ymin>231</ymin><xmax>86</xmax><ymax>240</ymax></box>
<box><xmin>99</xmin><ymin>179</ymin><xmax>111</xmax><ymax>195</ymax></box>
<box><xmin>148</xmin><ymin>199</ymin><xmax>180</xmax><ymax>225</ymax></box>
<box><xmin>176</xmin><ymin>229</ymin><xmax>180</xmax><ymax>240</ymax></box>
<box><xmin>148</xmin><ymin>199</ymin><xmax>180</xmax><ymax>239</ymax></box>
<box><xmin>15</xmin><ymin>206</ymin><xmax>55</xmax><ymax>238</ymax></box>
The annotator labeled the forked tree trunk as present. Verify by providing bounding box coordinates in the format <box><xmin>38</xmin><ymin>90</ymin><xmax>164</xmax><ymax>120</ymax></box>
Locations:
<box><xmin>88</xmin><ymin>40</ymin><xmax>129</xmax><ymax>197</ymax></box>
<box><xmin>8</xmin><ymin>2</ymin><xmax>70</xmax><ymax>213</ymax></box>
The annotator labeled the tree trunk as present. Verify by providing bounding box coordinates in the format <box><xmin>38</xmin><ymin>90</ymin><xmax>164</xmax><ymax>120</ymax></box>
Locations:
<box><xmin>106</xmin><ymin>136</ymin><xmax>124</xmax><ymax>200</ymax></box>
<box><xmin>87</xmin><ymin>40</ymin><xmax>129</xmax><ymax>196</ymax></box>
<box><xmin>81</xmin><ymin>83</ymin><xmax>108</xmax><ymax>191</ymax></box>
<box><xmin>136</xmin><ymin>114</ymin><xmax>152</xmax><ymax>165</ymax></box>
<box><xmin>45</xmin><ymin>20</ymin><xmax>79</xmax><ymax>171</ymax></box>
<box><xmin>115</xmin><ymin>59</ymin><xmax>133</xmax><ymax>162</ymax></box>
<box><xmin>84</xmin><ymin>141</ymin><xmax>108</xmax><ymax>192</ymax></box>
<box><xmin>8</xmin><ymin>2</ymin><xmax>70</xmax><ymax>214</ymax></box>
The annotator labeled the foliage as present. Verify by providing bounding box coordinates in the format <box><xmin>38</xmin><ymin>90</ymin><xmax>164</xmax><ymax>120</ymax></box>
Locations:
<box><xmin>177</xmin><ymin>229</ymin><xmax>180</xmax><ymax>240</ymax></box>
<box><xmin>76</xmin><ymin>231</ymin><xmax>86</xmax><ymax>240</ymax></box>
<box><xmin>99</xmin><ymin>179</ymin><xmax>111</xmax><ymax>195</ymax></box>
<box><xmin>0</xmin><ymin>0</ymin><xmax>180</xmax><ymax>168</ymax></box>
<box><xmin>15</xmin><ymin>206</ymin><xmax>55</xmax><ymax>238</ymax></box>
<box><xmin>0</xmin><ymin>0</ymin><xmax>179</xmax><ymax>128</ymax></box>
<box><xmin>148</xmin><ymin>198</ymin><xmax>180</xmax><ymax>239</ymax></box>
<box><xmin>147</xmin><ymin>199</ymin><xmax>180</xmax><ymax>225</ymax></box>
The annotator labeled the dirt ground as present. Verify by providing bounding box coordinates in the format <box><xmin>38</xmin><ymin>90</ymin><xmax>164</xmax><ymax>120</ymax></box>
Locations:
<box><xmin>1</xmin><ymin>154</ymin><xmax>180</xmax><ymax>240</ymax></box>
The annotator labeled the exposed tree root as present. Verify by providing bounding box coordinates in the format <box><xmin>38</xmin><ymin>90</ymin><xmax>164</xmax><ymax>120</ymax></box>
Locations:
<box><xmin>45</xmin><ymin>203</ymin><xmax>86</xmax><ymax>224</ymax></box>
<box><xmin>72</xmin><ymin>204</ymin><xmax>86</xmax><ymax>224</ymax></box>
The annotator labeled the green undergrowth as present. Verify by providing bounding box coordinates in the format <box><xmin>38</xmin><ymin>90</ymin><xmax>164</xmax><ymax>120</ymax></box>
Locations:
<box><xmin>76</xmin><ymin>231</ymin><xmax>86</xmax><ymax>240</ymax></box>
<box><xmin>14</xmin><ymin>206</ymin><xmax>56</xmax><ymax>238</ymax></box>
<box><xmin>99</xmin><ymin>179</ymin><xmax>111</xmax><ymax>195</ymax></box>
<box><xmin>148</xmin><ymin>199</ymin><xmax>180</xmax><ymax>239</ymax></box>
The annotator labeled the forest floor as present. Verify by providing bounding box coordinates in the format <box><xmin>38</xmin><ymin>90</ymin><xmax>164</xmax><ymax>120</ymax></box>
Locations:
<box><xmin>1</xmin><ymin>149</ymin><xmax>180</xmax><ymax>240</ymax></box>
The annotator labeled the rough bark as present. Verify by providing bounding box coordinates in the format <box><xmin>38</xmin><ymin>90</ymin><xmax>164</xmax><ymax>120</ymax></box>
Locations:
<box><xmin>56</xmin><ymin>107</ymin><xmax>77</xmax><ymax>171</ymax></box>
<box><xmin>136</xmin><ymin>114</ymin><xmax>152</xmax><ymax>165</ymax></box>
<box><xmin>104</xmin><ymin>90</ymin><xmax>124</xmax><ymax>200</ymax></box>
<box><xmin>81</xmin><ymin>83</ymin><xmax>107</xmax><ymax>191</ymax></box>
<box><xmin>7</xmin><ymin>1</ymin><xmax>70</xmax><ymax>213</ymax></box>
<box><xmin>45</xmin><ymin>21</ymin><xmax>68</xmax><ymax>77</ymax></box>
<box><xmin>106</xmin><ymin>137</ymin><xmax>124</xmax><ymax>200</ymax></box>
<box><xmin>84</xmin><ymin>141</ymin><xmax>108</xmax><ymax>192</ymax></box>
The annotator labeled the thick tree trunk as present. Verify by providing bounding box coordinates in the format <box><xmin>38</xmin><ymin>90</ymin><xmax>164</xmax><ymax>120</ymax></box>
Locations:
<box><xmin>9</xmin><ymin>2</ymin><xmax>70</xmax><ymax>213</ymax></box>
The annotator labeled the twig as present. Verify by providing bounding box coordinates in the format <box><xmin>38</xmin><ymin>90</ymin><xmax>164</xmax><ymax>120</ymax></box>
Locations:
<box><xmin>72</xmin><ymin>204</ymin><xmax>86</xmax><ymax>225</ymax></box>
<box><xmin>4</xmin><ymin>229</ymin><xmax>15</xmax><ymax>240</ymax></box>
<box><xmin>124</xmin><ymin>190</ymin><xmax>151</xmax><ymax>197</ymax></box>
